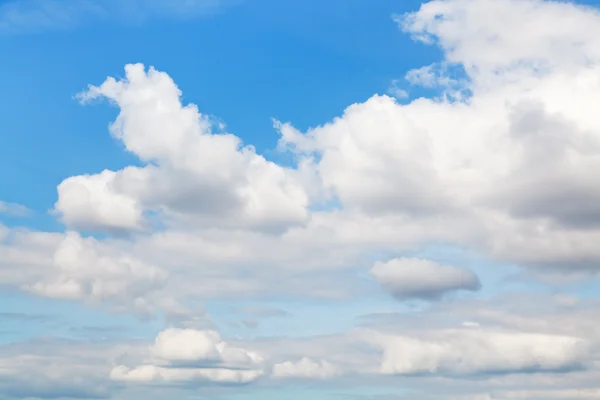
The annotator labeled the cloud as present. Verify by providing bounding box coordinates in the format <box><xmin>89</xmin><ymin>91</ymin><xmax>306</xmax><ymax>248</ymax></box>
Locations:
<box><xmin>56</xmin><ymin>64</ymin><xmax>309</xmax><ymax>234</ymax></box>
<box><xmin>276</xmin><ymin>0</ymin><xmax>600</xmax><ymax>271</ymax></box>
<box><xmin>0</xmin><ymin>201</ymin><xmax>30</xmax><ymax>217</ymax></box>
<box><xmin>0</xmin><ymin>0</ymin><xmax>237</xmax><ymax>34</ymax></box>
<box><xmin>370</xmin><ymin>258</ymin><xmax>481</xmax><ymax>301</ymax></box>
<box><xmin>6</xmin><ymin>0</ymin><xmax>600</xmax><ymax>397</ymax></box>
<box><xmin>376</xmin><ymin>328</ymin><xmax>588</xmax><ymax>376</ymax></box>
<box><xmin>24</xmin><ymin>231</ymin><xmax>170</xmax><ymax>315</ymax></box>
<box><xmin>272</xmin><ymin>357</ymin><xmax>340</xmax><ymax>379</ymax></box>
<box><xmin>111</xmin><ymin>328</ymin><xmax>264</xmax><ymax>384</ymax></box>
<box><xmin>0</xmin><ymin>339</ymin><xmax>117</xmax><ymax>400</ymax></box>
<box><xmin>110</xmin><ymin>364</ymin><xmax>262</xmax><ymax>384</ymax></box>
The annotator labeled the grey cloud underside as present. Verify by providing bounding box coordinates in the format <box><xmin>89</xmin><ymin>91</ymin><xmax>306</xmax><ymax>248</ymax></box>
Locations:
<box><xmin>371</xmin><ymin>258</ymin><xmax>481</xmax><ymax>301</ymax></box>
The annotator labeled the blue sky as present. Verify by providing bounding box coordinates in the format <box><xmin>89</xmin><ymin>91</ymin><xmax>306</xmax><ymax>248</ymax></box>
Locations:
<box><xmin>2</xmin><ymin>0</ymin><xmax>600</xmax><ymax>399</ymax></box>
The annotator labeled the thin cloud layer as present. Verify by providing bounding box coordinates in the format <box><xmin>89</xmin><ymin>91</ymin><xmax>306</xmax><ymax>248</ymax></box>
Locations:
<box><xmin>0</xmin><ymin>0</ymin><xmax>237</xmax><ymax>34</ymax></box>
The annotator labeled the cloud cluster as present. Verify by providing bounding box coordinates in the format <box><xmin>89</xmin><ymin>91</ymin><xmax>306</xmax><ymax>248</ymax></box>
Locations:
<box><xmin>111</xmin><ymin>328</ymin><xmax>264</xmax><ymax>384</ymax></box>
<box><xmin>275</xmin><ymin>0</ymin><xmax>600</xmax><ymax>271</ymax></box>
<box><xmin>377</xmin><ymin>329</ymin><xmax>587</xmax><ymax>375</ymax></box>
<box><xmin>4</xmin><ymin>0</ymin><xmax>600</xmax><ymax>398</ymax></box>
<box><xmin>57</xmin><ymin>64</ymin><xmax>309</xmax><ymax>234</ymax></box>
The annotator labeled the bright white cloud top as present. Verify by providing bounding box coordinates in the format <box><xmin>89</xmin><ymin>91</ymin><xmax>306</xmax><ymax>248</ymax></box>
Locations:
<box><xmin>2</xmin><ymin>0</ymin><xmax>600</xmax><ymax>399</ymax></box>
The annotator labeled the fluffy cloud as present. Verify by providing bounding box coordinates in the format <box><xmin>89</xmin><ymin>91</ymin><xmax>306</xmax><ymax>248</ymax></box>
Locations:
<box><xmin>56</xmin><ymin>63</ymin><xmax>309</xmax><ymax>233</ymax></box>
<box><xmin>6</xmin><ymin>0</ymin><xmax>600</xmax><ymax>398</ymax></box>
<box><xmin>370</xmin><ymin>258</ymin><xmax>480</xmax><ymax>301</ymax></box>
<box><xmin>276</xmin><ymin>0</ymin><xmax>600</xmax><ymax>271</ymax></box>
<box><xmin>150</xmin><ymin>328</ymin><xmax>263</xmax><ymax>367</ymax></box>
<box><xmin>25</xmin><ymin>231</ymin><xmax>170</xmax><ymax>314</ymax></box>
<box><xmin>111</xmin><ymin>328</ymin><xmax>264</xmax><ymax>385</ymax></box>
<box><xmin>376</xmin><ymin>329</ymin><xmax>587</xmax><ymax>376</ymax></box>
<box><xmin>0</xmin><ymin>227</ymin><xmax>176</xmax><ymax>316</ymax></box>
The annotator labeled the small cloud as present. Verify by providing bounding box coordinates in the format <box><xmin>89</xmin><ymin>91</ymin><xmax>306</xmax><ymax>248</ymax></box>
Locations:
<box><xmin>387</xmin><ymin>79</ymin><xmax>409</xmax><ymax>99</ymax></box>
<box><xmin>371</xmin><ymin>258</ymin><xmax>481</xmax><ymax>301</ymax></box>
<box><xmin>0</xmin><ymin>201</ymin><xmax>31</xmax><ymax>217</ymax></box>
<box><xmin>272</xmin><ymin>357</ymin><xmax>340</xmax><ymax>380</ymax></box>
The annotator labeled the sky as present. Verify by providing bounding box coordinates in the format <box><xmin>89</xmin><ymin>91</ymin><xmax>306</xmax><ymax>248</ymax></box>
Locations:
<box><xmin>2</xmin><ymin>0</ymin><xmax>600</xmax><ymax>399</ymax></box>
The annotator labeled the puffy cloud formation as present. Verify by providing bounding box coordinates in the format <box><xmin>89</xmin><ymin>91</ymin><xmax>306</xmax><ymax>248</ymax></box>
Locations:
<box><xmin>272</xmin><ymin>357</ymin><xmax>340</xmax><ymax>379</ymax></box>
<box><xmin>111</xmin><ymin>328</ymin><xmax>264</xmax><ymax>384</ymax></box>
<box><xmin>151</xmin><ymin>328</ymin><xmax>263</xmax><ymax>367</ymax></box>
<box><xmin>5</xmin><ymin>0</ymin><xmax>600</xmax><ymax>398</ymax></box>
<box><xmin>276</xmin><ymin>0</ymin><xmax>600</xmax><ymax>270</ymax></box>
<box><xmin>26</xmin><ymin>231</ymin><xmax>169</xmax><ymax>314</ymax></box>
<box><xmin>371</xmin><ymin>258</ymin><xmax>480</xmax><ymax>301</ymax></box>
<box><xmin>377</xmin><ymin>329</ymin><xmax>587</xmax><ymax>375</ymax></box>
<box><xmin>56</xmin><ymin>63</ymin><xmax>309</xmax><ymax>233</ymax></box>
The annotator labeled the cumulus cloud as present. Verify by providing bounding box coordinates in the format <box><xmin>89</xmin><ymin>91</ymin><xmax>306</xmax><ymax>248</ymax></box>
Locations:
<box><xmin>6</xmin><ymin>0</ymin><xmax>600</xmax><ymax>398</ymax></box>
<box><xmin>376</xmin><ymin>329</ymin><xmax>588</xmax><ymax>376</ymax></box>
<box><xmin>150</xmin><ymin>328</ymin><xmax>263</xmax><ymax>367</ymax></box>
<box><xmin>370</xmin><ymin>258</ymin><xmax>480</xmax><ymax>301</ymax></box>
<box><xmin>24</xmin><ymin>231</ymin><xmax>169</xmax><ymax>314</ymax></box>
<box><xmin>111</xmin><ymin>328</ymin><xmax>264</xmax><ymax>385</ymax></box>
<box><xmin>276</xmin><ymin>0</ymin><xmax>600</xmax><ymax>271</ymax></box>
<box><xmin>56</xmin><ymin>64</ymin><xmax>308</xmax><ymax>233</ymax></box>
<box><xmin>0</xmin><ymin>227</ymin><xmax>177</xmax><ymax>316</ymax></box>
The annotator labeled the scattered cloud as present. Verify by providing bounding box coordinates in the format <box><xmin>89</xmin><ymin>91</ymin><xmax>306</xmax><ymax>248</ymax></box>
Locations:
<box><xmin>0</xmin><ymin>201</ymin><xmax>30</xmax><ymax>217</ymax></box>
<box><xmin>110</xmin><ymin>328</ymin><xmax>264</xmax><ymax>384</ymax></box>
<box><xmin>370</xmin><ymin>258</ymin><xmax>481</xmax><ymax>301</ymax></box>
<box><xmin>4</xmin><ymin>0</ymin><xmax>600</xmax><ymax>398</ymax></box>
<box><xmin>272</xmin><ymin>357</ymin><xmax>340</xmax><ymax>379</ymax></box>
<box><xmin>58</xmin><ymin>64</ymin><xmax>309</xmax><ymax>234</ymax></box>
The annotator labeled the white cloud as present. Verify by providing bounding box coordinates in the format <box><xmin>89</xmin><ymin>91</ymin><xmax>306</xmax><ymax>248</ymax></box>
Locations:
<box><xmin>376</xmin><ymin>328</ymin><xmax>587</xmax><ymax>375</ymax></box>
<box><xmin>111</xmin><ymin>328</ymin><xmax>264</xmax><ymax>385</ymax></box>
<box><xmin>0</xmin><ymin>228</ymin><xmax>175</xmax><ymax>316</ymax></box>
<box><xmin>399</xmin><ymin>0</ymin><xmax>600</xmax><ymax>77</ymax></box>
<box><xmin>55</xmin><ymin>170</ymin><xmax>144</xmax><ymax>233</ymax></box>
<box><xmin>151</xmin><ymin>328</ymin><xmax>263</xmax><ymax>367</ymax></box>
<box><xmin>272</xmin><ymin>357</ymin><xmax>340</xmax><ymax>379</ymax></box>
<box><xmin>56</xmin><ymin>64</ymin><xmax>309</xmax><ymax>234</ymax></box>
<box><xmin>276</xmin><ymin>0</ymin><xmax>600</xmax><ymax>271</ymax></box>
<box><xmin>6</xmin><ymin>0</ymin><xmax>600</xmax><ymax>397</ymax></box>
<box><xmin>371</xmin><ymin>258</ymin><xmax>480</xmax><ymax>301</ymax></box>
<box><xmin>110</xmin><ymin>364</ymin><xmax>262</xmax><ymax>384</ymax></box>
<box><xmin>0</xmin><ymin>201</ymin><xmax>30</xmax><ymax>217</ymax></box>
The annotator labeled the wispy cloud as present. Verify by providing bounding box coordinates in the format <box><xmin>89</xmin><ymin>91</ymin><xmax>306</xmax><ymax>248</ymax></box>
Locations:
<box><xmin>0</xmin><ymin>0</ymin><xmax>237</xmax><ymax>34</ymax></box>
<box><xmin>0</xmin><ymin>201</ymin><xmax>31</xmax><ymax>217</ymax></box>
